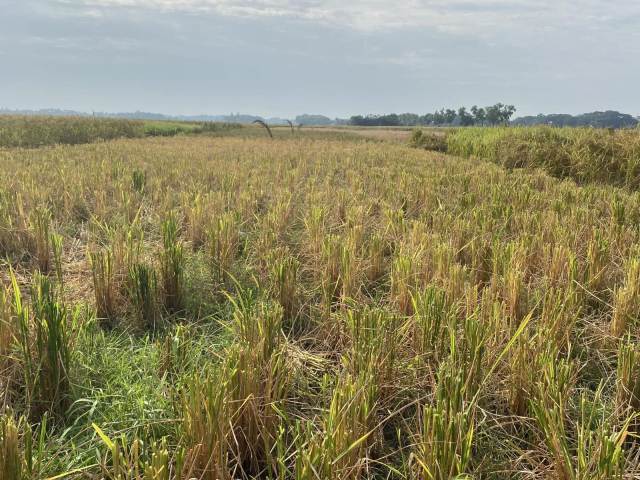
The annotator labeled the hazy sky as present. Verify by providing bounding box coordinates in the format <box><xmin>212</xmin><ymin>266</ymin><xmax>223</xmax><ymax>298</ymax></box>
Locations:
<box><xmin>2</xmin><ymin>0</ymin><xmax>639</xmax><ymax>118</ymax></box>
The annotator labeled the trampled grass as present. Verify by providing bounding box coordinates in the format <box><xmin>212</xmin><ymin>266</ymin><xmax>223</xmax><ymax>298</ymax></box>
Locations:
<box><xmin>1</xmin><ymin>129</ymin><xmax>640</xmax><ymax>478</ymax></box>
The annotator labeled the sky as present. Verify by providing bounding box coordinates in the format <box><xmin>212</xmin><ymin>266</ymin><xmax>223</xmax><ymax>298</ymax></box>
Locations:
<box><xmin>1</xmin><ymin>0</ymin><xmax>639</xmax><ymax>118</ymax></box>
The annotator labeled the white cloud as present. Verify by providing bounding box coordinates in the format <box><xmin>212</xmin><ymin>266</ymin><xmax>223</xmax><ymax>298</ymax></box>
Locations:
<box><xmin>57</xmin><ymin>0</ymin><xmax>640</xmax><ymax>35</ymax></box>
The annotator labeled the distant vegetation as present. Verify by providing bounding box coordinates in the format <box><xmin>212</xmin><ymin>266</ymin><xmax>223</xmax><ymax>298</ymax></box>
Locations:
<box><xmin>295</xmin><ymin>114</ymin><xmax>334</xmax><ymax>126</ymax></box>
<box><xmin>0</xmin><ymin>116</ymin><xmax>144</xmax><ymax>148</ymax></box>
<box><xmin>512</xmin><ymin>110</ymin><xmax>639</xmax><ymax>128</ymax></box>
<box><xmin>351</xmin><ymin>103</ymin><xmax>517</xmax><ymax>127</ymax></box>
<box><xmin>4</xmin><ymin>107</ymin><xmax>638</xmax><ymax>128</ymax></box>
<box><xmin>412</xmin><ymin>126</ymin><xmax>640</xmax><ymax>188</ymax></box>
<box><xmin>143</xmin><ymin>121</ymin><xmax>242</xmax><ymax>137</ymax></box>
<box><xmin>1</xmin><ymin>108</ymin><xmax>333</xmax><ymax>127</ymax></box>
<box><xmin>351</xmin><ymin>108</ymin><xmax>639</xmax><ymax>129</ymax></box>
<box><xmin>0</xmin><ymin>116</ymin><xmax>243</xmax><ymax>148</ymax></box>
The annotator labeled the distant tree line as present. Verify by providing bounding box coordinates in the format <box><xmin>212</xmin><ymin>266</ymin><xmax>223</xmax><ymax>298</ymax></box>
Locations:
<box><xmin>512</xmin><ymin>111</ymin><xmax>638</xmax><ymax>129</ymax></box>
<box><xmin>350</xmin><ymin>103</ymin><xmax>516</xmax><ymax>127</ymax></box>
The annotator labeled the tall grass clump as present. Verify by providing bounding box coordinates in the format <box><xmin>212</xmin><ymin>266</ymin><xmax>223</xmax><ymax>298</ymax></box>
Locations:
<box><xmin>344</xmin><ymin>307</ymin><xmax>400</xmax><ymax>402</ymax></box>
<box><xmin>410</xmin><ymin>287</ymin><xmax>453</xmax><ymax>365</ymax></box>
<box><xmin>572</xmin><ymin>388</ymin><xmax>633</xmax><ymax>480</ymax></box>
<box><xmin>534</xmin><ymin>370</ymin><xmax>632</xmax><ymax>480</ymax></box>
<box><xmin>1</xmin><ymin>284</ymin><xmax>15</xmax><ymax>370</ymax></box>
<box><xmin>391</xmin><ymin>253</ymin><xmax>418</xmax><ymax>315</ymax></box>
<box><xmin>50</xmin><ymin>233</ymin><xmax>64</xmax><ymax>289</ymax></box>
<box><xmin>412</xmin><ymin>363</ymin><xmax>475</xmax><ymax>480</ymax></box>
<box><xmin>30</xmin><ymin>207</ymin><xmax>51</xmax><ymax>273</ymax></box>
<box><xmin>159</xmin><ymin>215</ymin><xmax>185</xmax><ymax>313</ymax></box>
<box><xmin>611</xmin><ymin>258</ymin><xmax>640</xmax><ymax>337</ymax></box>
<box><xmin>181</xmin><ymin>369</ymin><xmax>232</xmax><ymax>480</ymax></box>
<box><xmin>507</xmin><ymin>330</ymin><xmax>537</xmax><ymax>417</ymax></box>
<box><xmin>159</xmin><ymin>324</ymin><xmax>192</xmax><ymax>379</ymax></box>
<box><xmin>89</xmin><ymin>248</ymin><xmax>117</xmax><ymax>325</ymax></box>
<box><xmin>365</xmin><ymin>234</ymin><xmax>386</xmax><ymax>284</ymax></box>
<box><xmin>410</xmin><ymin>312</ymin><xmax>487</xmax><ymax>479</ymax></box>
<box><xmin>185</xmin><ymin>194</ymin><xmax>207</xmax><ymax>249</ymax></box>
<box><xmin>14</xmin><ymin>274</ymin><xmax>74</xmax><ymax>418</ymax></box>
<box><xmin>93</xmin><ymin>425</ymin><xmax>174</xmax><ymax>480</ymax></box>
<box><xmin>270</xmin><ymin>252</ymin><xmax>300</xmax><ymax>326</ymax></box>
<box><xmin>181</xmin><ymin>298</ymin><xmax>289</xmax><ymax>478</ymax></box>
<box><xmin>617</xmin><ymin>336</ymin><xmax>640</xmax><ymax>414</ymax></box>
<box><xmin>128</xmin><ymin>263</ymin><xmax>159</xmax><ymax>330</ymax></box>
<box><xmin>207</xmin><ymin>213</ymin><xmax>239</xmax><ymax>284</ymax></box>
<box><xmin>0</xmin><ymin>413</ymin><xmax>26</xmax><ymax>480</ymax></box>
<box><xmin>131</xmin><ymin>169</ymin><xmax>146</xmax><ymax>194</ymax></box>
<box><xmin>531</xmin><ymin>356</ymin><xmax>572</xmax><ymax>471</ymax></box>
<box><xmin>227</xmin><ymin>299</ymin><xmax>290</xmax><ymax>475</ymax></box>
<box><xmin>0</xmin><ymin>191</ymin><xmax>29</xmax><ymax>259</ymax></box>
<box><xmin>295</xmin><ymin>372</ymin><xmax>377</xmax><ymax>480</ymax></box>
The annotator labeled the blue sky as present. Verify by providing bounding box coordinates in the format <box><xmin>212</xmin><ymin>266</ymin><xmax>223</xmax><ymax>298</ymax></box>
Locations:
<box><xmin>2</xmin><ymin>0</ymin><xmax>639</xmax><ymax>118</ymax></box>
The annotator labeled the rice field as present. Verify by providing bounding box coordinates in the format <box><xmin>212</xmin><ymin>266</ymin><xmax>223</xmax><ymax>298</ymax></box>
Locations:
<box><xmin>2</xmin><ymin>122</ymin><xmax>640</xmax><ymax>479</ymax></box>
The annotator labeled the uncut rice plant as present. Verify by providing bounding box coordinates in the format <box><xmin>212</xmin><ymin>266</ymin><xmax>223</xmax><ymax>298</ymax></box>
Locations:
<box><xmin>437</xmin><ymin>126</ymin><xmax>640</xmax><ymax>188</ymax></box>
<box><xmin>1</xmin><ymin>126</ymin><xmax>640</xmax><ymax>478</ymax></box>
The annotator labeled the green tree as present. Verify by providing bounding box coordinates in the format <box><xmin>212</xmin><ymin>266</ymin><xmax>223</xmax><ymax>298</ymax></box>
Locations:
<box><xmin>471</xmin><ymin>106</ymin><xmax>486</xmax><ymax>125</ymax></box>
<box><xmin>485</xmin><ymin>103</ymin><xmax>516</xmax><ymax>125</ymax></box>
<box><xmin>458</xmin><ymin>107</ymin><xmax>475</xmax><ymax>126</ymax></box>
<box><xmin>444</xmin><ymin>109</ymin><xmax>457</xmax><ymax>124</ymax></box>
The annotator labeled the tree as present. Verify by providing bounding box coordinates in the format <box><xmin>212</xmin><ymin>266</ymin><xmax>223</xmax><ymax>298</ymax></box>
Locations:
<box><xmin>500</xmin><ymin>105</ymin><xmax>517</xmax><ymax>123</ymax></box>
<box><xmin>485</xmin><ymin>104</ymin><xmax>503</xmax><ymax>125</ymax></box>
<box><xmin>511</xmin><ymin>111</ymin><xmax>638</xmax><ymax>128</ymax></box>
<box><xmin>398</xmin><ymin>113</ymin><xmax>420</xmax><ymax>126</ymax></box>
<box><xmin>433</xmin><ymin>110</ymin><xmax>445</xmax><ymax>125</ymax></box>
<box><xmin>420</xmin><ymin>113</ymin><xmax>435</xmax><ymax>125</ymax></box>
<box><xmin>444</xmin><ymin>109</ymin><xmax>457</xmax><ymax>124</ymax></box>
<box><xmin>458</xmin><ymin>107</ymin><xmax>475</xmax><ymax>126</ymax></box>
<box><xmin>349</xmin><ymin>114</ymin><xmax>400</xmax><ymax>127</ymax></box>
<box><xmin>348</xmin><ymin>103</ymin><xmax>518</xmax><ymax>127</ymax></box>
<box><xmin>471</xmin><ymin>106</ymin><xmax>486</xmax><ymax>125</ymax></box>
<box><xmin>484</xmin><ymin>103</ymin><xmax>516</xmax><ymax>125</ymax></box>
